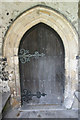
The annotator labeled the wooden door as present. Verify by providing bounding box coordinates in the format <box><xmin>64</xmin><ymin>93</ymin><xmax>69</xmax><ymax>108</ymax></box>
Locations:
<box><xmin>19</xmin><ymin>23</ymin><xmax>65</xmax><ymax>105</ymax></box>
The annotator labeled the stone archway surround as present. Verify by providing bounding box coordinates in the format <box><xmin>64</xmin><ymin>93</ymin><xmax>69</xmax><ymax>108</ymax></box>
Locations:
<box><xmin>3</xmin><ymin>6</ymin><xmax>78</xmax><ymax>109</ymax></box>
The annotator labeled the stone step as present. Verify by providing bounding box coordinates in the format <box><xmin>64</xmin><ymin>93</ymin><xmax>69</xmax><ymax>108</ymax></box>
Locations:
<box><xmin>0</xmin><ymin>91</ymin><xmax>10</xmax><ymax>119</ymax></box>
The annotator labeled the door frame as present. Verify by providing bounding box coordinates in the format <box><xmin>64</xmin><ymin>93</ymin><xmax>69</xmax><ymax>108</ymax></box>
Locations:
<box><xmin>3</xmin><ymin>6</ymin><xmax>78</xmax><ymax>109</ymax></box>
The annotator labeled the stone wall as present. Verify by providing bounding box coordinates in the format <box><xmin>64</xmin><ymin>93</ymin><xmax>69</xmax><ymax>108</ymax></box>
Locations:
<box><xmin>78</xmin><ymin>2</ymin><xmax>80</xmax><ymax>90</ymax></box>
<box><xmin>0</xmin><ymin>1</ymin><xmax>79</xmax><ymax>109</ymax></box>
<box><xmin>0</xmin><ymin>2</ymin><xmax>78</xmax><ymax>55</ymax></box>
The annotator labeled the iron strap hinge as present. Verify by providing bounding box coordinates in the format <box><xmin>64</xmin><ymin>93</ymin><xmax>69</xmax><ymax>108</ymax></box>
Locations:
<box><xmin>22</xmin><ymin>89</ymin><xmax>47</xmax><ymax>103</ymax></box>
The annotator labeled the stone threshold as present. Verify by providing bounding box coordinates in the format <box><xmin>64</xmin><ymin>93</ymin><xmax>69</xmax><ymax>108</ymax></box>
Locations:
<box><xmin>18</xmin><ymin>108</ymin><xmax>78</xmax><ymax>118</ymax></box>
<box><xmin>19</xmin><ymin>104</ymin><xmax>66</xmax><ymax>112</ymax></box>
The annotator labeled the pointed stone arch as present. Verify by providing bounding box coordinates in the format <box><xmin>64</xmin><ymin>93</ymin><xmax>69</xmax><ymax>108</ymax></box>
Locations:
<box><xmin>3</xmin><ymin>6</ymin><xmax>78</xmax><ymax>108</ymax></box>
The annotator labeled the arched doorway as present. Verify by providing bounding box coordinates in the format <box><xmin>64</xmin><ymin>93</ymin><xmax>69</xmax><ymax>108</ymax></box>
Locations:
<box><xmin>3</xmin><ymin>6</ymin><xmax>78</xmax><ymax>109</ymax></box>
<box><xmin>19</xmin><ymin>23</ymin><xmax>65</xmax><ymax>106</ymax></box>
